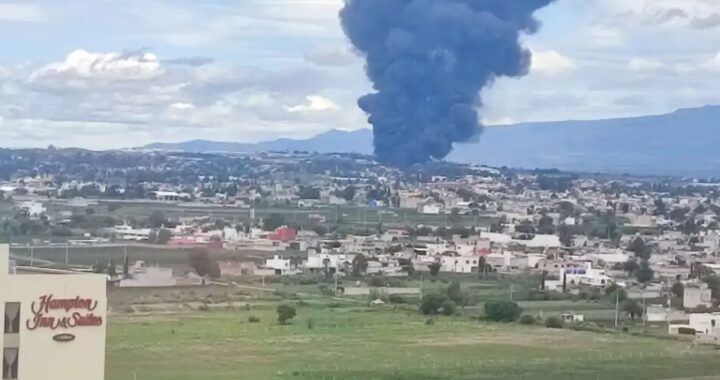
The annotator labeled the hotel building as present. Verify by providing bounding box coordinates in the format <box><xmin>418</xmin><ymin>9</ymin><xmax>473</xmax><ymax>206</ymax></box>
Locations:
<box><xmin>1</xmin><ymin>244</ymin><xmax>107</xmax><ymax>380</ymax></box>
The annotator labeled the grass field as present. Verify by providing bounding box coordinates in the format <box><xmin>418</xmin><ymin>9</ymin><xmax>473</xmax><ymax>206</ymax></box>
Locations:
<box><xmin>106</xmin><ymin>304</ymin><xmax>720</xmax><ymax>380</ymax></box>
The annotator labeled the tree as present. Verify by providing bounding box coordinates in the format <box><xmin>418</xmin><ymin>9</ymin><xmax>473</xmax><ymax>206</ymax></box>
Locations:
<box><xmin>85</xmin><ymin>207</ymin><xmax>95</xmax><ymax>216</ymax></box>
<box><xmin>188</xmin><ymin>249</ymin><xmax>221</xmax><ymax>278</ymax></box>
<box><xmin>628</xmin><ymin>236</ymin><xmax>651</xmax><ymax>260</ymax></box>
<box><xmin>107</xmin><ymin>259</ymin><xmax>117</xmax><ymax>277</ymax></box>
<box><xmin>428</xmin><ymin>262</ymin><xmax>441</xmax><ymax>277</ymax></box>
<box><xmin>123</xmin><ymin>254</ymin><xmax>130</xmax><ymax>277</ymax></box>
<box><xmin>703</xmin><ymin>276</ymin><xmax>720</xmax><ymax>300</ymax></box>
<box><xmin>276</xmin><ymin>304</ymin><xmax>296</xmax><ymax>325</ymax></box>
<box><xmin>622</xmin><ymin>299</ymin><xmax>644</xmax><ymax>320</ymax></box>
<box><xmin>653</xmin><ymin>198</ymin><xmax>667</xmax><ymax>216</ymax></box>
<box><xmin>92</xmin><ymin>261</ymin><xmax>108</xmax><ymax>274</ymax></box>
<box><xmin>545</xmin><ymin>316</ymin><xmax>564</xmax><ymax>329</ymax></box>
<box><xmin>156</xmin><ymin>229</ymin><xmax>172</xmax><ymax>244</ymax></box>
<box><xmin>341</xmin><ymin>186</ymin><xmax>357</xmax><ymax>202</ymax></box>
<box><xmin>671</xmin><ymin>282</ymin><xmax>684</xmax><ymax>298</ymax></box>
<box><xmin>449</xmin><ymin>208</ymin><xmax>461</xmax><ymax>224</ymax></box>
<box><xmin>484</xmin><ymin>300</ymin><xmax>522</xmax><ymax>322</ymax></box>
<box><xmin>537</xmin><ymin>214</ymin><xmax>554</xmax><ymax>235</ymax></box>
<box><xmin>263</xmin><ymin>214</ymin><xmax>285</xmax><ymax>231</ymax></box>
<box><xmin>420</xmin><ymin>293</ymin><xmax>455</xmax><ymax>316</ymax></box>
<box><xmin>477</xmin><ymin>256</ymin><xmax>491</xmax><ymax>276</ymax></box>
<box><xmin>351</xmin><ymin>253</ymin><xmax>368</xmax><ymax>276</ymax></box>
<box><xmin>297</xmin><ymin>186</ymin><xmax>320</xmax><ymax>200</ymax></box>
<box><xmin>623</xmin><ymin>259</ymin><xmax>640</xmax><ymax>275</ymax></box>
<box><xmin>322</xmin><ymin>257</ymin><xmax>331</xmax><ymax>277</ymax></box>
<box><xmin>557</xmin><ymin>224</ymin><xmax>574</xmax><ymax>247</ymax></box>
<box><xmin>636</xmin><ymin>259</ymin><xmax>654</xmax><ymax>283</ymax></box>
<box><xmin>515</xmin><ymin>220</ymin><xmax>536</xmax><ymax>234</ymax></box>
<box><xmin>148</xmin><ymin>210</ymin><xmax>166</xmax><ymax>228</ymax></box>
<box><xmin>605</xmin><ymin>284</ymin><xmax>627</xmax><ymax>303</ymax></box>
<box><xmin>446</xmin><ymin>280</ymin><xmax>463</xmax><ymax>304</ymax></box>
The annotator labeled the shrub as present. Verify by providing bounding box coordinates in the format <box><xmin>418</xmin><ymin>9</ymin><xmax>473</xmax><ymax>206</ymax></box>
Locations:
<box><xmin>277</xmin><ymin>304</ymin><xmax>297</xmax><ymax>325</ymax></box>
<box><xmin>388</xmin><ymin>294</ymin><xmax>406</xmax><ymax>304</ymax></box>
<box><xmin>545</xmin><ymin>316</ymin><xmax>564</xmax><ymax>329</ymax></box>
<box><xmin>518</xmin><ymin>314</ymin><xmax>536</xmax><ymax>325</ymax></box>
<box><xmin>440</xmin><ymin>299</ymin><xmax>457</xmax><ymax>316</ymax></box>
<box><xmin>248</xmin><ymin>316</ymin><xmax>260</xmax><ymax>323</ymax></box>
<box><xmin>484</xmin><ymin>300</ymin><xmax>522</xmax><ymax>322</ymax></box>
<box><xmin>420</xmin><ymin>293</ymin><xmax>452</xmax><ymax>315</ymax></box>
<box><xmin>198</xmin><ymin>303</ymin><xmax>210</xmax><ymax>312</ymax></box>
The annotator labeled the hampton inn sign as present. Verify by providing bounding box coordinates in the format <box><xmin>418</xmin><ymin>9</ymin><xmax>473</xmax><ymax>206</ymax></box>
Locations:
<box><xmin>1</xmin><ymin>244</ymin><xmax>107</xmax><ymax>380</ymax></box>
<box><xmin>27</xmin><ymin>295</ymin><xmax>103</xmax><ymax>331</ymax></box>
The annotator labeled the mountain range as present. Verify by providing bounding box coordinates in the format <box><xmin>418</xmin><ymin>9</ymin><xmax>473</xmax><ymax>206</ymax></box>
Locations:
<box><xmin>143</xmin><ymin>105</ymin><xmax>720</xmax><ymax>177</ymax></box>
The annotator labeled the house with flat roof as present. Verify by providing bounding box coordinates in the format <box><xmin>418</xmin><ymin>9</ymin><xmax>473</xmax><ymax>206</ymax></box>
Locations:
<box><xmin>1</xmin><ymin>244</ymin><xmax>107</xmax><ymax>380</ymax></box>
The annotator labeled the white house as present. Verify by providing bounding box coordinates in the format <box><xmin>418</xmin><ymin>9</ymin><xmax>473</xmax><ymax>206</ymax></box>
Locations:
<box><xmin>113</xmin><ymin>224</ymin><xmax>152</xmax><ymax>241</ymax></box>
<box><xmin>264</xmin><ymin>255</ymin><xmax>300</xmax><ymax>275</ymax></box>
<box><xmin>683</xmin><ymin>282</ymin><xmax>713</xmax><ymax>310</ymax></box>
<box><xmin>565</xmin><ymin>263</ymin><xmax>613</xmax><ymax>287</ymax></box>
<box><xmin>440</xmin><ymin>255</ymin><xmax>480</xmax><ymax>273</ymax></box>
<box><xmin>19</xmin><ymin>201</ymin><xmax>46</xmax><ymax>220</ymax></box>
<box><xmin>118</xmin><ymin>262</ymin><xmax>178</xmax><ymax>287</ymax></box>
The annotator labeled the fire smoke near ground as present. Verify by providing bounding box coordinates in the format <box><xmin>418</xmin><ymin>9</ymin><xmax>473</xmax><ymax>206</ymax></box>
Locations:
<box><xmin>340</xmin><ymin>0</ymin><xmax>555</xmax><ymax>166</ymax></box>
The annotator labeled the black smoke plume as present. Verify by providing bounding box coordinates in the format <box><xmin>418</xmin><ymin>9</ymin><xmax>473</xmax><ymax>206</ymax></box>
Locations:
<box><xmin>340</xmin><ymin>0</ymin><xmax>555</xmax><ymax>166</ymax></box>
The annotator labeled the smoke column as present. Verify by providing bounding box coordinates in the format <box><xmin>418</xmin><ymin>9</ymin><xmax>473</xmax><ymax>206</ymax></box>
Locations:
<box><xmin>340</xmin><ymin>0</ymin><xmax>555</xmax><ymax>166</ymax></box>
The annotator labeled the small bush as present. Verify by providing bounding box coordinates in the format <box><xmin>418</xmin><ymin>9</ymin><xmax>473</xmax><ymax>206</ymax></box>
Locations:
<box><xmin>545</xmin><ymin>316</ymin><xmax>564</xmax><ymax>329</ymax></box>
<box><xmin>518</xmin><ymin>314</ymin><xmax>536</xmax><ymax>325</ymax></box>
<box><xmin>307</xmin><ymin>319</ymin><xmax>314</xmax><ymax>330</ymax></box>
<box><xmin>198</xmin><ymin>303</ymin><xmax>210</xmax><ymax>312</ymax></box>
<box><xmin>388</xmin><ymin>294</ymin><xmax>406</xmax><ymax>304</ymax></box>
<box><xmin>248</xmin><ymin>316</ymin><xmax>260</xmax><ymax>323</ymax></box>
<box><xmin>484</xmin><ymin>300</ymin><xmax>522</xmax><ymax>322</ymax></box>
<box><xmin>277</xmin><ymin>304</ymin><xmax>297</xmax><ymax>325</ymax></box>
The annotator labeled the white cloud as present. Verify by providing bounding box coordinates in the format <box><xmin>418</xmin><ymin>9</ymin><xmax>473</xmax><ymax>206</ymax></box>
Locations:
<box><xmin>169</xmin><ymin>102</ymin><xmax>195</xmax><ymax>110</ymax></box>
<box><xmin>702</xmin><ymin>52</ymin><xmax>720</xmax><ymax>71</ymax></box>
<box><xmin>629</xmin><ymin>58</ymin><xmax>665</xmax><ymax>72</ymax></box>
<box><xmin>0</xmin><ymin>3</ymin><xmax>46</xmax><ymax>22</ymax></box>
<box><xmin>584</xmin><ymin>25</ymin><xmax>626</xmax><ymax>47</ymax></box>
<box><xmin>531</xmin><ymin>50</ymin><xmax>578</xmax><ymax>76</ymax></box>
<box><xmin>285</xmin><ymin>95</ymin><xmax>341</xmax><ymax>113</ymax></box>
<box><xmin>29</xmin><ymin>49</ymin><xmax>163</xmax><ymax>84</ymax></box>
<box><xmin>304</xmin><ymin>45</ymin><xmax>360</xmax><ymax>67</ymax></box>
<box><xmin>482</xmin><ymin>117</ymin><xmax>514</xmax><ymax>126</ymax></box>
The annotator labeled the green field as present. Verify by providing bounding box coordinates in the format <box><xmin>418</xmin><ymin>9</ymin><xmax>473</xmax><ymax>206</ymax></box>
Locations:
<box><xmin>106</xmin><ymin>305</ymin><xmax>720</xmax><ymax>380</ymax></box>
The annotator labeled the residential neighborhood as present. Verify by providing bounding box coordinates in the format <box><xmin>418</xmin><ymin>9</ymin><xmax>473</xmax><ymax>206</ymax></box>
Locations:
<box><xmin>2</xmin><ymin>149</ymin><xmax>720</xmax><ymax>348</ymax></box>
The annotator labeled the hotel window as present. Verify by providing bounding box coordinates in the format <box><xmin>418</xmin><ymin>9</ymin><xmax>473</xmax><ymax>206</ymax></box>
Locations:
<box><xmin>2</xmin><ymin>348</ymin><xmax>18</xmax><ymax>380</ymax></box>
<box><xmin>3</xmin><ymin>303</ymin><xmax>20</xmax><ymax>335</ymax></box>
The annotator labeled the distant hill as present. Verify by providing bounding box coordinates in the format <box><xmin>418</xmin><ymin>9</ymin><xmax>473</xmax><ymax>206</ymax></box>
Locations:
<box><xmin>143</xmin><ymin>129</ymin><xmax>374</xmax><ymax>155</ymax></box>
<box><xmin>143</xmin><ymin>105</ymin><xmax>720</xmax><ymax>177</ymax></box>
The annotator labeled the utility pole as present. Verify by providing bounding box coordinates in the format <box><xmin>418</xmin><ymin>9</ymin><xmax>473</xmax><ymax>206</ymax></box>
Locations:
<box><xmin>614</xmin><ymin>291</ymin><xmax>620</xmax><ymax>329</ymax></box>
<box><xmin>65</xmin><ymin>244</ymin><xmax>69</xmax><ymax>266</ymax></box>
<box><xmin>419</xmin><ymin>273</ymin><xmax>424</xmax><ymax>306</ymax></box>
<box><xmin>334</xmin><ymin>266</ymin><xmax>339</xmax><ymax>296</ymax></box>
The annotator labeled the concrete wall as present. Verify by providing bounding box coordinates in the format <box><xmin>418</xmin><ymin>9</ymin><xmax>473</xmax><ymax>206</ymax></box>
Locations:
<box><xmin>343</xmin><ymin>287</ymin><xmax>421</xmax><ymax>296</ymax></box>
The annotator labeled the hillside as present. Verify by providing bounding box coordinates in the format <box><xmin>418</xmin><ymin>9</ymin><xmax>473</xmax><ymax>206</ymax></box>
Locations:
<box><xmin>143</xmin><ymin>105</ymin><xmax>720</xmax><ymax>176</ymax></box>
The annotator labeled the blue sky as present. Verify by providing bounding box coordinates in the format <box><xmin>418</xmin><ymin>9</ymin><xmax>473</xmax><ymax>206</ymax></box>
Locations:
<box><xmin>1</xmin><ymin>0</ymin><xmax>720</xmax><ymax>149</ymax></box>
